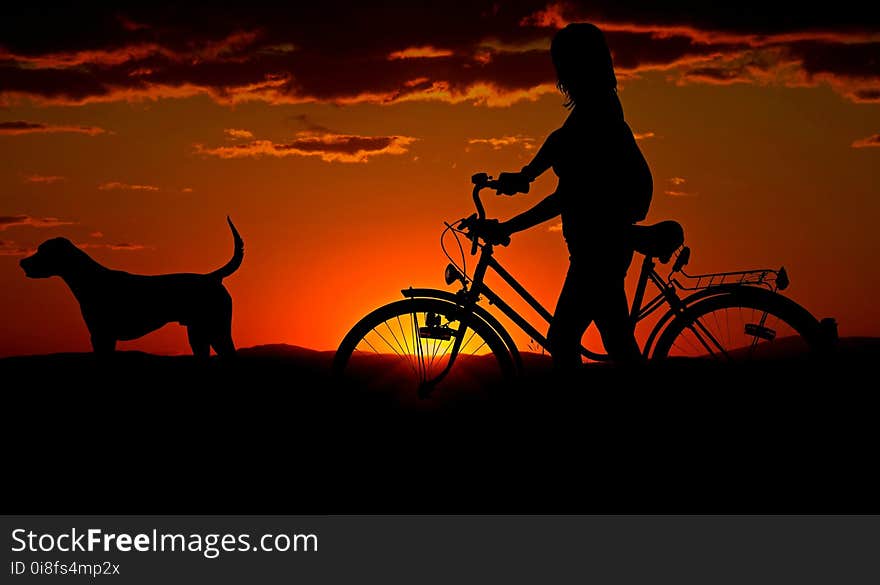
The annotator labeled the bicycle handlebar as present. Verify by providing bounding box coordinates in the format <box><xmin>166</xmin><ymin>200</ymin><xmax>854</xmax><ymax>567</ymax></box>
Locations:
<box><xmin>472</xmin><ymin>183</ymin><xmax>487</xmax><ymax>222</ymax></box>
<box><xmin>468</xmin><ymin>173</ymin><xmax>504</xmax><ymax>254</ymax></box>
<box><xmin>470</xmin><ymin>172</ymin><xmax>501</xmax><ymax>220</ymax></box>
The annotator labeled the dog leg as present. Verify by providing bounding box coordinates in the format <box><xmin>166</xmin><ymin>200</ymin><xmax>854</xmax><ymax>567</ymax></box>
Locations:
<box><xmin>210</xmin><ymin>298</ymin><xmax>236</xmax><ymax>358</ymax></box>
<box><xmin>187</xmin><ymin>326</ymin><xmax>211</xmax><ymax>358</ymax></box>
<box><xmin>210</xmin><ymin>331</ymin><xmax>236</xmax><ymax>358</ymax></box>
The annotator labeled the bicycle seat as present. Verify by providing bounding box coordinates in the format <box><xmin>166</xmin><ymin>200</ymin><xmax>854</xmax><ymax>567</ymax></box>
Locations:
<box><xmin>630</xmin><ymin>221</ymin><xmax>684</xmax><ymax>263</ymax></box>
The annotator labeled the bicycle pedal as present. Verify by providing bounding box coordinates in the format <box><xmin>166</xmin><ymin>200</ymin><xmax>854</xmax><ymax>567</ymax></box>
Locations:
<box><xmin>744</xmin><ymin>323</ymin><xmax>776</xmax><ymax>341</ymax></box>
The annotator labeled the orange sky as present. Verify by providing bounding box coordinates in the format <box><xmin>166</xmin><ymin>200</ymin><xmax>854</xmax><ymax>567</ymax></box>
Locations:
<box><xmin>1</xmin><ymin>2</ymin><xmax>878</xmax><ymax>356</ymax></box>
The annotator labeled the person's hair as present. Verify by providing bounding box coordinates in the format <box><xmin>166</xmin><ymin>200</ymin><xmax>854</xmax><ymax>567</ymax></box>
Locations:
<box><xmin>550</xmin><ymin>23</ymin><xmax>617</xmax><ymax>108</ymax></box>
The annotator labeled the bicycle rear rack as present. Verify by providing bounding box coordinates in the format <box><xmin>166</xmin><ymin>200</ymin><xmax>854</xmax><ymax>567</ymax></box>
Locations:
<box><xmin>667</xmin><ymin>245</ymin><xmax>789</xmax><ymax>292</ymax></box>
<box><xmin>672</xmin><ymin>266</ymin><xmax>788</xmax><ymax>292</ymax></box>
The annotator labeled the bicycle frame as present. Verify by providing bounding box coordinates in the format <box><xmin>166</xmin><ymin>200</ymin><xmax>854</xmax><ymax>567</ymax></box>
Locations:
<box><xmin>333</xmin><ymin>173</ymin><xmax>823</xmax><ymax>398</ymax></box>
<box><xmin>404</xmin><ymin>178</ymin><xmax>683</xmax><ymax>392</ymax></box>
<box><xmin>448</xmin><ymin>241</ymin><xmax>683</xmax><ymax>364</ymax></box>
<box><xmin>407</xmin><ymin>177</ymin><xmax>789</xmax><ymax>391</ymax></box>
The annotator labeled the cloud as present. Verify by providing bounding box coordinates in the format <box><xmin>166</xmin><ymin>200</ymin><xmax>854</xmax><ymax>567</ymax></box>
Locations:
<box><xmin>633</xmin><ymin>131</ymin><xmax>655</xmax><ymax>140</ymax></box>
<box><xmin>90</xmin><ymin>231</ymin><xmax>104</xmax><ymax>238</ymax></box>
<box><xmin>105</xmin><ymin>242</ymin><xmax>148</xmax><ymax>251</ymax></box>
<box><xmin>851</xmin><ymin>133</ymin><xmax>880</xmax><ymax>148</ymax></box>
<box><xmin>23</xmin><ymin>174</ymin><xmax>65</xmax><ymax>184</ymax></box>
<box><xmin>467</xmin><ymin>135</ymin><xmax>536</xmax><ymax>150</ymax></box>
<box><xmin>0</xmin><ymin>215</ymin><xmax>74</xmax><ymax>231</ymax></box>
<box><xmin>181</xmin><ymin>187</ymin><xmax>194</xmax><ymax>193</ymax></box>
<box><xmin>0</xmin><ymin>121</ymin><xmax>106</xmax><ymax>135</ymax></box>
<box><xmin>195</xmin><ymin>130</ymin><xmax>417</xmax><ymax>163</ymax></box>
<box><xmin>77</xmin><ymin>242</ymin><xmax>149</xmax><ymax>251</ymax></box>
<box><xmin>224</xmin><ymin>128</ymin><xmax>254</xmax><ymax>140</ymax></box>
<box><xmin>0</xmin><ymin>3</ymin><xmax>876</xmax><ymax>108</ymax></box>
<box><xmin>0</xmin><ymin>239</ymin><xmax>34</xmax><ymax>256</ymax></box>
<box><xmin>520</xmin><ymin>3</ymin><xmax>569</xmax><ymax>29</ymax></box>
<box><xmin>524</xmin><ymin>3</ymin><xmax>880</xmax><ymax>104</ymax></box>
<box><xmin>98</xmin><ymin>181</ymin><xmax>160</xmax><ymax>191</ymax></box>
<box><xmin>389</xmin><ymin>46</ymin><xmax>454</xmax><ymax>59</ymax></box>
<box><xmin>663</xmin><ymin>177</ymin><xmax>697</xmax><ymax>197</ymax></box>
<box><xmin>665</xmin><ymin>177</ymin><xmax>693</xmax><ymax>196</ymax></box>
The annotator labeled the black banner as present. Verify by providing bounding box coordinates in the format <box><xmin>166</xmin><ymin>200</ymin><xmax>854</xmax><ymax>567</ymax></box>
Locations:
<box><xmin>2</xmin><ymin>516</ymin><xmax>878</xmax><ymax>584</ymax></box>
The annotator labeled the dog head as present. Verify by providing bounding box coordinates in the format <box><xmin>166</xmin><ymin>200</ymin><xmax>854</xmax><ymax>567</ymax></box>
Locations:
<box><xmin>20</xmin><ymin>237</ymin><xmax>82</xmax><ymax>279</ymax></box>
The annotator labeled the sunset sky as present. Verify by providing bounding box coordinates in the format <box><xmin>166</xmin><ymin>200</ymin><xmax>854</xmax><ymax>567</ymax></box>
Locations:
<box><xmin>1</xmin><ymin>1</ymin><xmax>878</xmax><ymax>356</ymax></box>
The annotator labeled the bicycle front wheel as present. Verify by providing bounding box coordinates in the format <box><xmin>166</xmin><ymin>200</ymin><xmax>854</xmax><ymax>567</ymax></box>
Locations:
<box><xmin>652</xmin><ymin>287</ymin><xmax>824</xmax><ymax>361</ymax></box>
<box><xmin>333</xmin><ymin>298</ymin><xmax>515</xmax><ymax>398</ymax></box>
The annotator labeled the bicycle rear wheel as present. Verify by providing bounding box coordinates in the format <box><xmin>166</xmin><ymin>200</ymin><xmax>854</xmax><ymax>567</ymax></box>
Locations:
<box><xmin>333</xmin><ymin>298</ymin><xmax>515</xmax><ymax>399</ymax></box>
<box><xmin>652</xmin><ymin>287</ymin><xmax>825</xmax><ymax>361</ymax></box>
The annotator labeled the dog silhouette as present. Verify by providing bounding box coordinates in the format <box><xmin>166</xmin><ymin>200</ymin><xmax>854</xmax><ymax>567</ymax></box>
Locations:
<box><xmin>20</xmin><ymin>217</ymin><xmax>244</xmax><ymax>357</ymax></box>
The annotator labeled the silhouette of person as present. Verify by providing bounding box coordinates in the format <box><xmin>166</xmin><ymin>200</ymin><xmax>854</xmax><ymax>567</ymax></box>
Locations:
<box><xmin>487</xmin><ymin>23</ymin><xmax>653</xmax><ymax>369</ymax></box>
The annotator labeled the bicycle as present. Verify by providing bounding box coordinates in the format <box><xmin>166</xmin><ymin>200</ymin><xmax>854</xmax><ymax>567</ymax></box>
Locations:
<box><xmin>333</xmin><ymin>173</ymin><xmax>836</xmax><ymax>397</ymax></box>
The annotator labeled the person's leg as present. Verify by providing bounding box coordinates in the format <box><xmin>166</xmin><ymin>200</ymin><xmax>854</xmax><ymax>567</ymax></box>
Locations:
<box><xmin>593</xmin><ymin>280</ymin><xmax>642</xmax><ymax>364</ymax></box>
<box><xmin>548</xmin><ymin>259</ymin><xmax>593</xmax><ymax>371</ymax></box>
<box><xmin>594</xmin><ymin>243</ymin><xmax>642</xmax><ymax>364</ymax></box>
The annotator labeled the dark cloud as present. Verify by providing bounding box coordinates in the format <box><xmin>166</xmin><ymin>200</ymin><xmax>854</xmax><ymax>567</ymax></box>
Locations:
<box><xmin>0</xmin><ymin>120</ymin><xmax>106</xmax><ymax>135</ymax></box>
<box><xmin>0</xmin><ymin>215</ymin><xmax>74</xmax><ymax>230</ymax></box>
<box><xmin>852</xmin><ymin>133</ymin><xmax>880</xmax><ymax>148</ymax></box>
<box><xmin>0</xmin><ymin>2</ymin><xmax>877</xmax><ymax>106</ymax></box>
<box><xmin>853</xmin><ymin>89</ymin><xmax>880</xmax><ymax>102</ymax></box>
<box><xmin>681</xmin><ymin>65</ymin><xmax>751</xmax><ymax>84</ymax></box>
<box><xmin>790</xmin><ymin>40</ymin><xmax>880</xmax><ymax>79</ymax></box>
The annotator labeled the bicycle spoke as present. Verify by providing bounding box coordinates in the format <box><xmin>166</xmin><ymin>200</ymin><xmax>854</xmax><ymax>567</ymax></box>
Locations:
<box><xmin>711</xmin><ymin>307</ymin><xmax>723</xmax><ymax>344</ymax></box>
<box><xmin>725</xmin><ymin>305</ymin><xmax>731</xmax><ymax>349</ymax></box>
<box><xmin>663</xmin><ymin>298</ymin><xmax>809</xmax><ymax>362</ymax></box>
<box><xmin>427</xmin><ymin>329</ymin><xmax>446</xmax><ymax>370</ymax></box>
<box><xmin>336</xmin><ymin>299</ymin><xmax>511</xmax><ymax>394</ymax></box>
<box><xmin>360</xmin><ymin>336</ymin><xmax>381</xmax><ymax>355</ymax></box>
<box><xmin>471</xmin><ymin>339</ymin><xmax>488</xmax><ymax>355</ymax></box>
<box><xmin>395</xmin><ymin>314</ymin><xmax>411</xmax><ymax>355</ymax></box>
<box><xmin>373</xmin><ymin>326</ymin><xmax>419</xmax><ymax>375</ymax></box>
<box><xmin>459</xmin><ymin>326</ymin><xmax>479</xmax><ymax>354</ymax></box>
<box><xmin>687</xmin><ymin>318</ymin><xmax>731</xmax><ymax>360</ymax></box>
<box><xmin>411</xmin><ymin>311</ymin><xmax>426</xmax><ymax>382</ymax></box>
<box><xmin>383</xmin><ymin>320</ymin><xmax>409</xmax><ymax>357</ymax></box>
<box><xmin>371</xmin><ymin>327</ymin><xmax>404</xmax><ymax>358</ymax></box>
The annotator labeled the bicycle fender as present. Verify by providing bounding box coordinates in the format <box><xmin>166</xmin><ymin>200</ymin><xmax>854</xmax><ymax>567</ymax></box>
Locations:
<box><xmin>400</xmin><ymin>287</ymin><xmax>522</xmax><ymax>371</ymax></box>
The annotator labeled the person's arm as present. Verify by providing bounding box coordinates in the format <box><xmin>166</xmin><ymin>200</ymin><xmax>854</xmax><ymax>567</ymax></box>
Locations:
<box><xmin>503</xmin><ymin>192</ymin><xmax>561</xmax><ymax>234</ymax></box>
<box><xmin>478</xmin><ymin>128</ymin><xmax>563</xmax><ymax>242</ymax></box>
<box><xmin>495</xmin><ymin>129</ymin><xmax>560</xmax><ymax>195</ymax></box>
<box><xmin>520</xmin><ymin>128</ymin><xmax>560</xmax><ymax>180</ymax></box>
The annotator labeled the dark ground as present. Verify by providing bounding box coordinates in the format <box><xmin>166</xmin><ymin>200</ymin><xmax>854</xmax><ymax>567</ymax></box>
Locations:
<box><xmin>2</xmin><ymin>338</ymin><xmax>877</xmax><ymax>514</ymax></box>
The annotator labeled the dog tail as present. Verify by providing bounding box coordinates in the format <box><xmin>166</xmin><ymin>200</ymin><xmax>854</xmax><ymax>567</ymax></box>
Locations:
<box><xmin>210</xmin><ymin>216</ymin><xmax>244</xmax><ymax>280</ymax></box>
